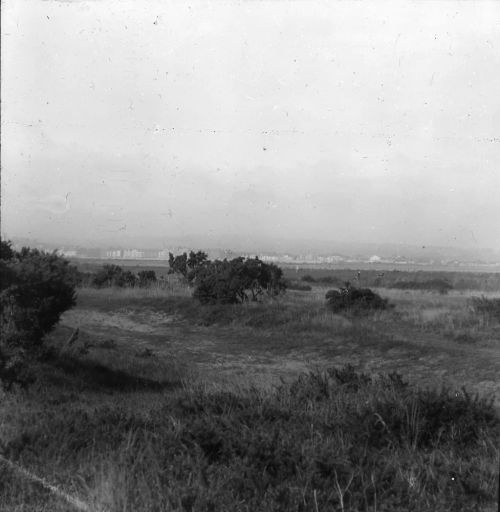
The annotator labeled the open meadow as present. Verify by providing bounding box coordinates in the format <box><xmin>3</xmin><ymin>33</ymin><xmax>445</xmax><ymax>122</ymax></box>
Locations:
<box><xmin>1</xmin><ymin>271</ymin><xmax>499</xmax><ymax>511</ymax></box>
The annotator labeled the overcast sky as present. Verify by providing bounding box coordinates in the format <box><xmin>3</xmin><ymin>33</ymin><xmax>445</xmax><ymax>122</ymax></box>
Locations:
<box><xmin>2</xmin><ymin>0</ymin><xmax>499</xmax><ymax>250</ymax></box>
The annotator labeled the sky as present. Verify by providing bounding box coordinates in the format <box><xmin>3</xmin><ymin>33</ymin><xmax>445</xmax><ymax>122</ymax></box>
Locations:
<box><xmin>1</xmin><ymin>0</ymin><xmax>500</xmax><ymax>251</ymax></box>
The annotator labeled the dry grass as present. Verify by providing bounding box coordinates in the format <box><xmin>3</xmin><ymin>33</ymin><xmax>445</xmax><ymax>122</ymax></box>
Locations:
<box><xmin>79</xmin><ymin>275</ymin><xmax>192</xmax><ymax>300</ymax></box>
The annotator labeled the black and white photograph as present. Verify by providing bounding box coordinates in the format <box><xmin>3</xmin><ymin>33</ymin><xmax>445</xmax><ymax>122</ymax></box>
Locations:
<box><xmin>1</xmin><ymin>1</ymin><xmax>499</xmax><ymax>510</ymax></box>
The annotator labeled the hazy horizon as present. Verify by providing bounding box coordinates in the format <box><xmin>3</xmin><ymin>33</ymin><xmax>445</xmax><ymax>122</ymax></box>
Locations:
<box><xmin>2</xmin><ymin>1</ymin><xmax>500</xmax><ymax>251</ymax></box>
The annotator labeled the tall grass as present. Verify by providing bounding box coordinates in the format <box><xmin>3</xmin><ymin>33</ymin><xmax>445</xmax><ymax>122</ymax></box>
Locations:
<box><xmin>78</xmin><ymin>275</ymin><xmax>192</xmax><ymax>300</ymax></box>
<box><xmin>1</xmin><ymin>367</ymin><xmax>498</xmax><ymax>511</ymax></box>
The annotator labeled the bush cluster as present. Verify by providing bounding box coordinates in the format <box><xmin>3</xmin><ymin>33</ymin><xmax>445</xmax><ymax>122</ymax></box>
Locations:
<box><xmin>166</xmin><ymin>251</ymin><xmax>286</xmax><ymax>304</ymax></box>
<box><xmin>326</xmin><ymin>282</ymin><xmax>391</xmax><ymax>314</ymax></box>
<box><xmin>0</xmin><ymin>240</ymin><xmax>77</xmax><ymax>388</ymax></box>
<box><xmin>192</xmin><ymin>257</ymin><xmax>286</xmax><ymax>304</ymax></box>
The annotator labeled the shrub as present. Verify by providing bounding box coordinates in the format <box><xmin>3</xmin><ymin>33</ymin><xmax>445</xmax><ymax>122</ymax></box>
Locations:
<box><xmin>0</xmin><ymin>242</ymin><xmax>77</xmax><ymax>388</ymax></box>
<box><xmin>470</xmin><ymin>296</ymin><xmax>500</xmax><ymax>321</ymax></box>
<box><xmin>301</xmin><ymin>274</ymin><xmax>316</xmax><ymax>283</ymax></box>
<box><xmin>193</xmin><ymin>257</ymin><xmax>286</xmax><ymax>305</ymax></box>
<box><xmin>0</xmin><ymin>240</ymin><xmax>14</xmax><ymax>261</ymax></box>
<box><xmin>137</xmin><ymin>270</ymin><xmax>157</xmax><ymax>287</ymax></box>
<box><xmin>92</xmin><ymin>264</ymin><xmax>136</xmax><ymax>288</ymax></box>
<box><xmin>326</xmin><ymin>282</ymin><xmax>391</xmax><ymax>314</ymax></box>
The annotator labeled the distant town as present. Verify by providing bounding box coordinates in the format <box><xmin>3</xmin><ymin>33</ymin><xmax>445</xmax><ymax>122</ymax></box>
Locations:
<box><xmin>5</xmin><ymin>237</ymin><xmax>500</xmax><ymax>270</ymax></box>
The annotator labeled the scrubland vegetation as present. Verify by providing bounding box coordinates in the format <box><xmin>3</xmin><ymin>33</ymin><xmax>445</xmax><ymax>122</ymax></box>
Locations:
<box><xmin>1</xmin><ymin>242</ymin><xmax>500</xmax><ymax>511</ymax></box>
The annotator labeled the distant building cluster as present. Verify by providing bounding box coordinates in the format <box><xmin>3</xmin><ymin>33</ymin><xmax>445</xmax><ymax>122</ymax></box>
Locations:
<box><xmin>6</xmin><ymin>237</ymin><xmax>499</xmax><ymax>269</ymax></box>
<box><xmin>261</xmin><ymin>254</ymin><xmax>345</xmax><ymax>264</ymax></box>
<box><xmin>54</xmin><ymin>247</ymin><xmax>175</xmax><ymax>260</ymax></box>
<box><xmin>35</xmin><ymin>246</ymin><xmax>498</xmax><ymax>268</ymax></box>
<box><xmin>106</xmin><ymin>249</ymin><xmax>170</xmax><ymax>259</ymax></box>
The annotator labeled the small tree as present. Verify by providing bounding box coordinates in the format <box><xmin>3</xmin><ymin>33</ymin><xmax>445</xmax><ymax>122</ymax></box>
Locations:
<box><xmin>169</xmin><ymin>251</ymin><xmax>208</xmax><ymax>284</ymax></box>
<box><xmin>168</xmin><ymin>252</ymin><xmax>188</xmax><ymax>279</ymax></box>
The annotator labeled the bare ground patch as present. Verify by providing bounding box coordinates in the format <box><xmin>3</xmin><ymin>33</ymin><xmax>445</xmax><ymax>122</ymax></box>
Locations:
<box><xmin>55</xmin><ymin>294</ymin><xmax>500</xmax><ymax>407</ymax></box>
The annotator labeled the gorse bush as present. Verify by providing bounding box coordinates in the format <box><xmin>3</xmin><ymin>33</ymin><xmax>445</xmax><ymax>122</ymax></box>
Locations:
<box><xmin>166</xmin><ymin>252</ymin><xmax>287</xmax><ymax>304</ymax></box>
<box><xmin>326</xmin><ymin>282</ymin><xmax>392</xmax><ymax>314</ymax></box>
<box><xmin>0</xmin><ymin>240</ymin><xmax>77</xmax><ymax>388</ymax></box>
<box><xmin>190</xmin><ymin>257</ymin><xmax>286</xmax><ymax>305</ymax></box>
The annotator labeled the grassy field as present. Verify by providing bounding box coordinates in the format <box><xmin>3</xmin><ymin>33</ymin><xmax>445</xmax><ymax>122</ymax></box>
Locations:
<box><xmin>1</xmin><ymin>274</ymin><xmax>499</xmax><ymax>511</ymax></box>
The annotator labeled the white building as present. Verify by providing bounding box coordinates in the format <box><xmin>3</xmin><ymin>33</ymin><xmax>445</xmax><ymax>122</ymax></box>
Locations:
<box><xmin>106</xmin><ymin>249</ymin><xmax>122</xmax><ymax>259</ymax></box>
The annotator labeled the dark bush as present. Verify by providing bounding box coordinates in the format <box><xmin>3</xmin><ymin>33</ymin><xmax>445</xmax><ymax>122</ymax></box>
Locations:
<box><xmin>76</xmin><ymin>270</ymin><xmax>95</xmax><ymax>287</ymax></box>
<box><xmin>193</xmin><ymin>260</ymin><xmax>245</xmax><ymax>304</ymax></box>
<box><xmin>301</xmin><ymin>274</ymin><xmax>316</xmax><ymax>283</ymax></box>
<box><xmin>0</xmin><ymin>240</ymin><xmax>14</xmax><ymax>261</ymax></box>
<box><xmin>0</xmin><ymin>242</ymin><xmax>77</xmax><ymax>388</ymax></box>
<box><xmin>326</xmin><ymin>283</ymin><xmax>391</xmax><ymax>314</ymax></box>
<box><xmin>137</xmin><ymin>270</ymin><xmax>157</xmax><ymax>287</ymax></box>
<box><xmin>92</xmin><ymin>264</ymin><xmax>136</xmax><ymax>288</ymax></box>
<box><xmin>470</xmin><ymin>296</ymin><xmax>500</xmax><ymax>321</ymax></box>
<box><xmin>193</xmin><ymin>257</ymin><xmax>286</xmax><ymax>305</ymax></box>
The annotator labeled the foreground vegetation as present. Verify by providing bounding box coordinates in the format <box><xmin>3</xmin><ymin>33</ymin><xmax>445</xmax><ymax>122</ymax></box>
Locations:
<box><xmin>1</xmin><ymin>356</ymin><xmax>498</xmax><ymax>511</ymax></box>
<box><xmin>0</xmin><ymin>241</ymin><xmax>77</xmax><ymax>388</ymax></box>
